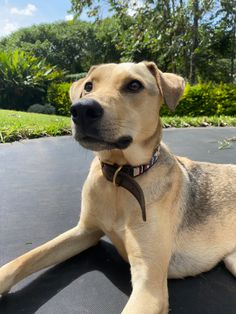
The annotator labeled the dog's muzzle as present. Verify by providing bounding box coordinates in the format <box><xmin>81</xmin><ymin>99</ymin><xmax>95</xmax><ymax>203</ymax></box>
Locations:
<box><xmin>71</xmin><ymin>98</ymin><xmax>104</xmax><ymax>130</ymax></box>
<box><xmin>71</xmin><ymin>98</ymin><xmax>133</xmax><ymax>151</ymax></box>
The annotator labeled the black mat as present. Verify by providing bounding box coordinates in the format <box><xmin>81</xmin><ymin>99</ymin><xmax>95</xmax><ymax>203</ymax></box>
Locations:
<box><xmin>0</xmin><ymin>128</ymin><xmax>236</xmax><ymax>314</ymax></box>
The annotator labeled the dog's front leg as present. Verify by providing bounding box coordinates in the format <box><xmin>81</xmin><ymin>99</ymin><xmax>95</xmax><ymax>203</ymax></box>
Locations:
<box><xmin>0</xmin><ymin>221</ymin><xmax>103</xmax><ymax>295</ymax></box>
<box><xmin>122</xmin><ymin>214</ymin><xmax>173</xmax><ymax>314</ymax></box>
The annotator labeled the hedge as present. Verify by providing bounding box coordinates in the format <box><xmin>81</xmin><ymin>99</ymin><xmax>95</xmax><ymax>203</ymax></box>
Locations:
<box><xmin>46</xmin><ymin>81</ymin><xmax>236</xmax><ymax>117</ymax></box>
<box><xmin>46</xmin><ymin>82</ymin><xmax>71</xmax><ymax>116</ymax></box>
<box><xmin>28</xmin><ymin>103</ymin><xmax>56</xmax><ymax>115</ymax></box>
<box><xmin>46</xmin><ymin>73</ymin><xmax>87</xmax><ymax>116</ymax></box>
<box><xmin>161</xmin><ymin>82</ymin><xmax>236</xmax><ymax>116</ymax></box>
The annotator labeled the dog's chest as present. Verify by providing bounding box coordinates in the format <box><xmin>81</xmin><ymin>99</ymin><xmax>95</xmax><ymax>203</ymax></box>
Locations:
<box><xmin>95</xmin><ymin>187</ymin><xmax>139</xmax><ymax>233</ymax></box>
<box><xmin>86</xmin><ymin>179</ymin><xmax>141</xmax><ymax>261</ymax></box>
<box><xmin>95</xmin><ymin>199</ymin><xmax>130</xmax><ymax>262</ymax></box>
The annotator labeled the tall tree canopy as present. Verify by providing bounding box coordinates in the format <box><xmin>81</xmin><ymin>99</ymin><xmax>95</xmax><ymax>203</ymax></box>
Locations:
<box><xmin>0</xmin><ymin>20</ymin><xmax>120</xmax><ymax>73</ymax></box>
<box><xmin>69</xmin><ymin>0</ymin><xmax>236</xmax><ymax>83</ymax></box>
<box><xmin>0</xmin><ymin>0</ymin><xmax>235</xmax><ymax>83</ymax></box>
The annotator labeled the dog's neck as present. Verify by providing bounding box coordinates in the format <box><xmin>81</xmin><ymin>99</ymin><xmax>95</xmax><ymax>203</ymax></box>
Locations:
<box><xmin>97</xmin><ymin>120</ymin><xmax>162</xmax><ymax>167</ymax></box>
<box><xmin>98</xmin><ymin>121</ymin><xmax>162</xmax><ymax>222</ymax></box>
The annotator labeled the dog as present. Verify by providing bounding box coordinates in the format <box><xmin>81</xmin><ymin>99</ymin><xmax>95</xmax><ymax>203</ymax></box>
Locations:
<box><xmin>0</xmin><ymin>61</ymin><xmax>236</xmax><ymax>314</ymax></box>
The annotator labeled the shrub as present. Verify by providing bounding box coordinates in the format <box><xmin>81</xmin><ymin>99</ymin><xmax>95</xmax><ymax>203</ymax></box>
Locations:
<box><xmin>161</xmin><ymin>82</ymin><xmax>236</xmax><ymax>116</ymax></box>
<box><xmin>0</xmin><ymin>50</ymin><xmax>64</xmax><ymax>111</ymax></box>
<box><xmin>28</xmin><ymin>103</ymin><xmax>56</xmax><ymax>115</ymax></box>
<box><xmin>46</xmin><ymin>81</ymin><xmax>236</xmax><ymax>117</ymax></box>
<box><xmin>46</xmin><ymin>82</ymin><xmax>71</xmax><ymax>116</ymax></box>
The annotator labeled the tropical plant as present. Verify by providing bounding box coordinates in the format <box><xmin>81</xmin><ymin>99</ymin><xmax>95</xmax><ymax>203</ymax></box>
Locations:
<box><xmin>0</xmin><ymin>50</ymin><xmax>64</xmax><ymax>110</ymax></box>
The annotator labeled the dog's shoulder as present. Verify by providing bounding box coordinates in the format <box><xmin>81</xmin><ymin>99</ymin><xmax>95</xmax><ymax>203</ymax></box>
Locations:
<box><xmin>176</xmin><ymin>157</ymin><xmax>236</xmax><ymax>229</ymax></box>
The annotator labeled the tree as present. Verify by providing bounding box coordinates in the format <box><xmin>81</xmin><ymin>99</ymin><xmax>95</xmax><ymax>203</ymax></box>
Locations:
<box><xmin>0</xmin><ymin>20</ymin><xmax>118</xmax><ymax>73</ymax></box>
<box><xmin>1</xmin><ymin>22</ymin><xmax>77</xmax><ymax>72</ymax></box>
<box><xmin>1</xmin><ymin>1</ymin><xmax>234</xmax><ymax>83</ymax></box>
<box><xmin>70</xmin><ymin>0</ymin><xmax>235</xmax><ymax>83</ymax></box>
<box><xmin>189</xmin><ymin>0</ymin><xmax>199</xmax><ymax>84</ymax></box>
<box><xmin>219</xmin><ymin>0</ymin><xmax>236</xmax><ymax>83</ymax></box>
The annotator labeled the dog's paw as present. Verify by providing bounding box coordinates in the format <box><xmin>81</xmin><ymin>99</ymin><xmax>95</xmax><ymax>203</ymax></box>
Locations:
<box><xmin>0</xmin><ymin>265</ymin><xmax>15</xmax><ymax>296</ymax></box>
<box><xmin>224</xmin><ymin>251</ymin><xmax>236</xmax><ymax>277</ymax></box>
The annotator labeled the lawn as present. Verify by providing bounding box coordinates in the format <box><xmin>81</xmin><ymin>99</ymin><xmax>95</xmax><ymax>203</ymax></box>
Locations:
<box><xmin>0</xmin><ymin>109</ymin><xmax>236</xmax><ymax>143</ymax></box>
<box><xmin>0</xmin><ymin>109</ymin><xmax>71</xmax><ymax>143</ymax></box>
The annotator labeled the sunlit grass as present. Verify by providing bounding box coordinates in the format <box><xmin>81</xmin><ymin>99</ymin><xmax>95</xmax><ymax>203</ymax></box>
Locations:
<box><xmin>162</xmin><ymin>115</ymin><xmax>236</xmax><ymax>128</ymax></box>
<box><xmin>0</xmin><ymin>109</ymin><xmax>71</xmax><ymax>143</ymax></box>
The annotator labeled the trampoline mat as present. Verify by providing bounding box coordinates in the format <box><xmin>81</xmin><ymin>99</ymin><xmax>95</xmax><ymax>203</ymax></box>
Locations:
<box><xmin>0</xmin><ymin>128</ymin><xmax>236</xmax><ymax>314</ymax></box>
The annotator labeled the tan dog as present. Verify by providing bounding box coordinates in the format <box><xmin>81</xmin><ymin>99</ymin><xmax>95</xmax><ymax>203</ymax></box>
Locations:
<box><xmin>0</xmin><ymin>62</ymin><xmax>236</xmax><ymax>314</ymax></box>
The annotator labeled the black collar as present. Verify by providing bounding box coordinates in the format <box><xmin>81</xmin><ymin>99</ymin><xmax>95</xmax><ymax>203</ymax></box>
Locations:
<box><xmin>101</xmin><ymin>145</ymin><xmax>160</xmax><ymax>221</ymax></box>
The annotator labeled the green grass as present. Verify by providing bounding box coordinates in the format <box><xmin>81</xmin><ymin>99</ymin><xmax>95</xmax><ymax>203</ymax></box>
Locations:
<box><xmin>0</xmin><ymin>109</ymin><xmax>236</xmax><ymax>143</ymax></box>
<box><xmin>0</xmin><ymin>109</ymin><xmax>71</xmax><ymax>143</ymax></box>
<box><xmin>162</xmin><ymin>115</ymin><xmax>236</xmax><ymax>128</ymax></box>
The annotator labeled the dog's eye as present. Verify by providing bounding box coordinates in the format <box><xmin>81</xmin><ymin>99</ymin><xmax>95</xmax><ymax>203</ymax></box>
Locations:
<box><xmin>126</xmin><ymin>80</ymin><xmax>143</xmax><ymax>92</ymax></box>
<box><xmin>84</xmin><ymin>82</ymin><xmax>93</xmax><ymax>92</ymax></box>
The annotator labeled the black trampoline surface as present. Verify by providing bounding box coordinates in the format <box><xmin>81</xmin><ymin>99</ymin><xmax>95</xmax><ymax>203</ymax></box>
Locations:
<box><xmin>0</xmin><ymin>127</ymin><xmax>236</xmax><ymax>314</ymax></box>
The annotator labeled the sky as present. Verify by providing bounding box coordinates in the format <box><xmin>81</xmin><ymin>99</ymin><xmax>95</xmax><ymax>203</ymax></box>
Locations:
<box><xmin>0</xmin><ymin>0</ymin><xmax>143</xmax><ymax>38</ymax></box>
<box><xmin>0</xmin><ymin>0</ymin><xmax>85</xmax><ymax>38</ymax></box>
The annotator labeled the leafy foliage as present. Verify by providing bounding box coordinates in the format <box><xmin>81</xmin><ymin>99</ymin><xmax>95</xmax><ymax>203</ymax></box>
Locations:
<box><xmin>0</xmin><ymin>50</ymin><xmax>63</xmax><ymax>110</ymax></box>
<box><xmin>46</xmin><ymin>82</ymin><xmax>71</xmax><ymax>116</ymax></box>
<box><xmin>0</xmin><ymin>1</ymin><xmax>235</xmax><ymax>115</ymax></box>
<box><xmin>0</xmin><ymin>22</ymin><xmax>90</xmax><ymax>73</ymax></box>
<box><xmin>46</xmin><ymin>80</ymin><xmax>236</xmax><ymax>118</ymax></box>
<box><xmin>161</xmin><ymin>83</ymin><xmax>236</xmax><ymax>116</ymax></box>
<box><xmin>0</xmin><ymin>20</ymin><xmax>120</xmax><ymax>73</ymax></box>
<box><xmin>1</xmin><ymin>1</ymin><xmax>234</xmax><ymax>83</ymax></box>
<box><xmin>69</xmin><ymin>0</ymin><xmax>235</xmax><ymax>83</ymax></box>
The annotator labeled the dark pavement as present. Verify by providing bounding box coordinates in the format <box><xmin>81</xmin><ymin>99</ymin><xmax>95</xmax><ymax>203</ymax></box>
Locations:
<box><xmin>0</xmin><ymin>128</ymin><xmax>235</xmax><ymax>314</ymax></box>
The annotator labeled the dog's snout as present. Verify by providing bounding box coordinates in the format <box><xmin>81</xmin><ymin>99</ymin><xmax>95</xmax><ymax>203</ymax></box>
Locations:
<box><xmin>71</xmin><ymin>99</ymin><xmax>104</xmax><ymax>125</ymax></box>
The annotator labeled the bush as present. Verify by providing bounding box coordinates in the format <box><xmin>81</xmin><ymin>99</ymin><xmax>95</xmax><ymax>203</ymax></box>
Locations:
<box><xmin>47</xmin><ymin>81</ymin><xmax>236</xmax><ymax>117</ymax></box>
<box><xmin>28</xmin><ymin>103</ymin><xmax>56</xmax><ymax>115</ymax></box>
<box><xmin>46</xmin><ymin>82</ymin><xmax>71</xmax><ymax>116</ymax></box>
<box><xmin>161</xmin><ymin>82</ymin><xmax>236</xmax><ymax>116</ymax></box>
<box><xmin>0</xmin><ymin>50</ymin><xmax>64</xmax><ymax>111</ymax></box>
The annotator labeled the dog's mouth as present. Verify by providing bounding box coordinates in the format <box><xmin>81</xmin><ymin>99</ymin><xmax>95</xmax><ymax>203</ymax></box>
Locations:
<box><xmin>72</xmin><ymin>119</ymin><xmax>133</xmax><ymax>151</ymax></box>
<box><xmin>75</xmin><ymin>134</ymin><xmax>133</xmax><ymax>151</ymax></box>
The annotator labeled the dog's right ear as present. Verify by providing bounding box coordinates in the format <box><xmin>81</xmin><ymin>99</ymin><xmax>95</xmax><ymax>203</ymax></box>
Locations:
<box><xmin>69</xmin><ymin>65</ymin><xmax>99</xmax><ymax>103</ymax></box>
<box><xmin>69</xmin><ymin>78</ymin><xmax>86</xmax><ymax>103</ymax></box>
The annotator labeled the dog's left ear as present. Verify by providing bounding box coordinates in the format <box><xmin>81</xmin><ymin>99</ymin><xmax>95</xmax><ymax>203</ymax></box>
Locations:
<box><xmin>144</xmin><ymin>61</ymin><xmax>185</xmax><ymax>111</ymax></box>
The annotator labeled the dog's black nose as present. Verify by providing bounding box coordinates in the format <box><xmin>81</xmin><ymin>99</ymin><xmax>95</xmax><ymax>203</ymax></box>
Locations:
<box><xmin>71</xmin><ymin>99</ymin><xmax>104</xmax><ymax>125</ymax></box>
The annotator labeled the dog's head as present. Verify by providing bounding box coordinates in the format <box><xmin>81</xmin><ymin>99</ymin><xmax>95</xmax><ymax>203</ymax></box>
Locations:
<box><xmin>70</xmin><ymin>62</ymin><xmax>184</xmax><ymax>164</ymax></box>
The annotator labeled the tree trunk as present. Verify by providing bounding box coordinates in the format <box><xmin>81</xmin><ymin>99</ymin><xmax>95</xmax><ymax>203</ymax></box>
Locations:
<box><xmin>190</xmin><ymin>0</ymin><xmax>199</xmax><ymax>84</ymax></box>
<box><xmin>230</xmin><ymin>7</ymin><xmax>236</xmax><ymax>83</ymax></box>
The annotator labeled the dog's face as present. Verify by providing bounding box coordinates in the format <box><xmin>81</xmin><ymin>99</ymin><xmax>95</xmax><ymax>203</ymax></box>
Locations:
<box><xmin>70</xmin><ymin>62</ymin><xmax>184</xmax><ymax>159</ymax></box>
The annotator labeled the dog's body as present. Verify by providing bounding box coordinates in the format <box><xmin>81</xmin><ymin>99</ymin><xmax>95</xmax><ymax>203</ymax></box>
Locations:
<box><xmin>0</xmin><ymin>62</ymin><xmax>235</xmax><ymax>313</ymax></box>
<box><xmin>84</xmin><ymin>147</ymin><xmax>236</xmax><ymax>279</ymax></box>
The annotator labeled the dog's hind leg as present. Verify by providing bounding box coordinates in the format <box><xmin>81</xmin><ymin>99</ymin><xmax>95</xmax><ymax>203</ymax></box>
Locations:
<box><xmin>224</xmin><ymin>250</ymin><xmax>236</xmax><ymax>277</ymax></box>
<box><xmin>0</xmin><ymin>223</ymin><xmax>103</xmax><ymax>295</ymax></box>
